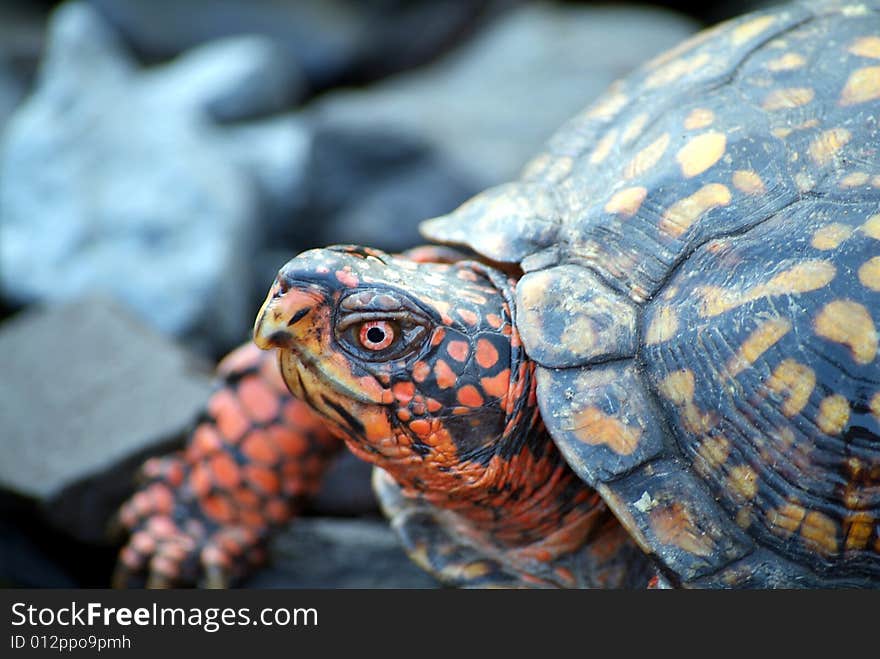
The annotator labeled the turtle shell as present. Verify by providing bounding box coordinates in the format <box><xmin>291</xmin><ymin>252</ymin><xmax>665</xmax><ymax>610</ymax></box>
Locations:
<box><xmin>422</xmin><ymin>0</ymin><xmax>880</xmax><ymax>587</ymax></box>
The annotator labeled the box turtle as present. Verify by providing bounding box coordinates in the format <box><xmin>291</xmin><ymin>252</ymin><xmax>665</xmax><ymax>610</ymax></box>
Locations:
<box><xmin>117</xmin><ymin>0</ymin><xmax>880</xmax><ymax>588</ymax></box>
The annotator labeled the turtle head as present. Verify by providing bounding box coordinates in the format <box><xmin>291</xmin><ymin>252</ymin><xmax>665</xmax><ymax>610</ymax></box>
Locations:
<box><xmin>253</xmin><ymin>245</ymin><xmax>532</xmax><ymax>472</ymax></box>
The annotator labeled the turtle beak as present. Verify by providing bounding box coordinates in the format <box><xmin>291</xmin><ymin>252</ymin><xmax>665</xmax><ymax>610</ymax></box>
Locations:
<box><xmin>253</xmin><ymin>279</ymin><xmax>324</xmax><ymax>350</ymax></box>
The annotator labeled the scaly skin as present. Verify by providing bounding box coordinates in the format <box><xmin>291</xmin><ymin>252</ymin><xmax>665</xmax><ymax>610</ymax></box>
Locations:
<box><xmin>114</xmin><ymin>342</ymin><xmax>343</xmax><ymax>587</ymax></box>
<box><xmin>116</xmin><ymin>245</ymin><xmax>649</xmax><ymax>587</ymax></box>
<box><xmin>253</xmin><ymin>245</ymin><xmax>650</xmax><ymax>587</ymax></box>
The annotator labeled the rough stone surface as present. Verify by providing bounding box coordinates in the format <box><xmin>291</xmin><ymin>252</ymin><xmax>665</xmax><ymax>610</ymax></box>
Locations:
<box><xmin>245</xmin><ymin>518</ymin><xmax>439</xmax><ymax>588</ymax></box>
<box><xmin>86</xmin><ymin>0</ymin><xmax>502</xmax><ymax>91</ymax></box>
<box><xmin>0</xmin><ymin>297</ymin><xmax>214</xmax><ymax>544</ymax></box>
<box><xmin>0</xmin><ymin>3</ymin><xmax>309</xmax><ymax>354</ymax></box>
<box><xmin>312</xmin><ymin>4</ymin><xmax>699</xmax><ymax>189</ymax></box>
<box><xmin>290</xmin><ymin>3</ymin><xmax>697</xmax><ymax>254</ymax></box>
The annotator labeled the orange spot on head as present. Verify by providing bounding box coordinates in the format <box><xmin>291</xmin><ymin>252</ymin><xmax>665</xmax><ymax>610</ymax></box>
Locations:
<box><xmin>447</xmin><ymin>340</ymin><xmax>470</xmax><ymax>362</ymax></box>
<box><xmin>335</xmin><ymin>269</ymin><xmax>359</xmax><ymax>287</ymax></box>
<box><xmin>457</xmin><ymin>385</ymin><xmax>484</xmax><ymax>407</ymax></box>
<box><xmin>409</xmin><ymin>419</ymin><xmax>431</xmax><ymax>437</ymax></box>
<box><xmin>457</xmin><ymin>309</ymin><xmax>478</xmax><ymax>325</ymax></box>
<box><xmin>393</xmin><ymin>381</ymin><xmax>415</xmax><ymax>404</ymax></box>
<box><xmin>412</xmin><ymin>361</ymin><xmax>431</xmax><ymax>383</ymax></box>
<box><xmin>434</xmin><ymin>360</ymin><xmax>457</xmax><ymax>389</ymax></box>
<box><xmin>238</xmin><ymin>376</ymin><xmax>280</xmax><ymax>423</ymax></box>
<box><xmin>481</xmin><ymin>369</ymin><xmax>510</xmax><ymax>399</ymax></box>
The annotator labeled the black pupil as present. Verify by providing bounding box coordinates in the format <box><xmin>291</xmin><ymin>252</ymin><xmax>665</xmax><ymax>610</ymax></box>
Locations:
<box><xmin>366</xmin><ymin>326</ymin><xmax>386</xmax><ymax>344</ymax></box>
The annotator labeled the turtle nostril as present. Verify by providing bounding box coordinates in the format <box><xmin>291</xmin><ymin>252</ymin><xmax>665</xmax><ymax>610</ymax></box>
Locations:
<box><xmin>288</xmin><ymin>307</ymin><xmax>311</xmax><ymax>326</ymax></box>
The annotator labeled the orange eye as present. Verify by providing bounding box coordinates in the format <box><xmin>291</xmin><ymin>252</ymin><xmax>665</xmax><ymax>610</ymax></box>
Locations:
<box><xmin>359</xmin><ymin>320</ymin><xmax>395</xmax><ymax>351</ymax></box>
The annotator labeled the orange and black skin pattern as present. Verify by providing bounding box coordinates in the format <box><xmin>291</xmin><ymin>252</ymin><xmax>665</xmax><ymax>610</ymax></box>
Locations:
<box><xmin>115</xmin><ymin>342</ymin><xmax>343</xmax><ymax>587</ymax></box>
<box><xmin>253</xmin><ymin>245</ymin><xmax>651</xmax><ymax>587</ymax></box>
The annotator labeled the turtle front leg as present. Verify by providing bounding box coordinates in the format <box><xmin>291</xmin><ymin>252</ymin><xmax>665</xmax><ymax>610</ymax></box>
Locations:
<box><xmin>373</xmin><ymin>468</ymin><xmax>654</xmax><ymax>589</ymax></box>
<box><xmin>114</xmin><ymin>342</ymin><xmax>344</xmax><ymax>588</ymax></box>
<box><xmin>373</xmin><ymin>469</ymin><xmax>526</xmax><ymax>588</ymax></box>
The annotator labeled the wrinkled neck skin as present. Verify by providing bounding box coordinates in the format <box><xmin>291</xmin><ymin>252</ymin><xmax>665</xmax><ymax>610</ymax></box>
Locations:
<box><xmin>348</xmin><ymin>356</ymin><xmax>600</xmax><ymax>551</ymax></box>
<box><xmin>254</xmin><ymin>246</ymin><xmax>616</xmax><ymax>568</ymax></box>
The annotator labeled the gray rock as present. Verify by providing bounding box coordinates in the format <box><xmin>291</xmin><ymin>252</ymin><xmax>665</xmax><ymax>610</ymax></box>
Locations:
<box><xmin>288</xmin><ymin>3</ymin><xmax>697</xmax><ymax>255</ymax></box>
<box><xmin>0</xmin><ymin>297</ymin><xmax>214</xmax><ymax>544</ymax></box>
<box><xmin>86</xmin><ymin>0</ymin><xmax>503</xmax><ymax>91</ymax></box>
<box><xmin>312</xmin><ymin>3</ymin><xmax>699</xmax><ymax>189</ymax></box>
<box><xmin>0</xmin><ymin>3</ymin><xmax>309</xmax><ymax>354</ymax></box>
<box><xmin>0</xmin><ymin>64</ymin><xmax>23</xmax><ymax>132</ymax></box>
<box><xmin>286</xmin><ymin>125</ymin><xmax>480</xmax><ymax>254</ymax></box>
<box><xmin>246</xmin><ymin>517</ymin><xmax>439</xmax><ymax>588</ymax></box>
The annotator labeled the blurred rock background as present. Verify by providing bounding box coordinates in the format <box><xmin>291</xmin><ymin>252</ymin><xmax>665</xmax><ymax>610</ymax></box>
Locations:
<box><xmin>0</xmin><ymin>0</ymin><xmax>779</xmax><ymax>587</ymax></box>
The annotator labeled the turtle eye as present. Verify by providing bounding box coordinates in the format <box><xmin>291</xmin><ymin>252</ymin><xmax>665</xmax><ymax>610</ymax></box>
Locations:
<box><xmin>358</xmin><ymin>320</ymin><xmax>396</xmax><ymax>351</ymax></box>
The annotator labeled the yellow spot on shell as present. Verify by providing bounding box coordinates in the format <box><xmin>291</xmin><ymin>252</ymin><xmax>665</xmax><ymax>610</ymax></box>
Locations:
<box><xmin>800</xmin><ymin>511</ymin><xmax>839</xmax><ymax>555</ymax></box>
<box><xmin>766</xmin><ymin>359</ymin><xmax>816</xmax><ymax>417</ymax></box>
<box><xmin>870</xmin><ymin>392</ymin><xmax>880</xmax><ymax>421</ymax></box>
<box><xmin>727</xmin><ymin>317</ymin><xmax>792</xmax><ymax>376</ymax></box>
<box><xmin>814</xmin><ymin>299</ymin><xmax>878</xmax><ymax>364</ymax></box>
<box><xmin>587</xmin><ymin>90</ymin><xmax>628</xmax><ymax>119</ymax></box>
<box><xmin>817</xmin><ymin>394</ymin><xmax>850</xmax><ymax>435</ymax></box>
<box><xmin>589</xmin><ymin>129</ymin><xmax>618</xmax><ymax>165</ymax></box>
<box><xmin>771</xmin><ymin>118</ymin><xmax>819</xmax><ymax>139</ymax></box>
<box><xmin>839</xmin><ymin>66</ymin><xmax>880</xmax><ymax>106</ymax></box>
<box><xmin>736</xmin><ymin>508</ymin><xmax>752</xmax><ymax>529</ymax></box>
<box><xmin>840</xmin><ymin>172</ymin><xmax>870</xmax><ymax>188</ymax></box>
<box><xmin>623</xmin><ymin>133</ymin><xmax>670</xmax><ymax>179</ymax></box>
<box><xmin>645</xmin><ymin>306</ymin><xmax>679</xmax><ymax>345</ymax></box>
<box><xmin>697</xmin><ymin>435</ymin><xmax>730</xmax><ymax>469</ymax></box>
<box><xmin>649</xmin><ymin>503</ymin><xmax>715</xmax><ymax>557</ymax></box>
<box><xmin>765</xmin><ymin>52</ymin><xmax>806</xmax><ymax>71</ymax></box>
<box><xmin>658</xmin><ymin>370</ymin><xmax>715</xmax><ymax>433</ymax></box>
<box><xmin>728</xmin><ymin>464</ymin><xmax>758</xmax><ymax>501</ymax></box>
<box><xmin>731</xmin><ymin>15</ymin><xmax>776</xmax><ymax>46</ymax></box>
<box><xmin>660</xmin><ymin>183</ymin><xmax>731</xmax><ymax>238</ymax></box>
<box><xmin>677</xmin><ymin>132</ymin><xmax>727</xmax><ymax>178</ymax></box>
<box><xmin>604</xmin><ymin>186</ymin><xmax>647</xmax><ymax>218</ymax></box>
<box><xmin>808</xmin><ymin>128</ymin><xmax>851</xmax><ymax>166</ymax></box>
<box><xmin>863</xmin><ymin>214</ymin><xmax>880</xmax><ymax>239</ymax></box>
<box><xmin>645</xmin><ymin>53</ymin><xmax>711</xmax><ymax>89</ymax></box>
<box><xmin>858</xmin><ymin>256</ymin><xmax>880</xmax><ymax>290</ymax></box>
<box><xmin>844</xmin><ymin>513</ymin><xmax>874</xmax><ymax>551</ymax></box>
<box><xmin>684</xmin><ymin>108</ymin><xmax>714</xmax><ymax>130</ymax></box>
<box><xmin>762</xmin><ymin>87</ymin><xmax>814</xmax><ymax>110</ymax></box>
<box><xmin>697</xmin><ymin>260</ymin><xmax>836</xmax><ymax>317</ymax></box>
<box><xmin>732</xmin><ymin>170</ymin><xmax>765</xmax><ymax>194</ymax></box>
<box><xmin>849</xmin><ymin>36</ymin><xmax>880</xmax><ymax>59</ymax></box>
<box><xmin>768</xmin><ymin>502</ymin><xmax>806</xmax><ymax>537</ymax></box>
<box><xmin>570</xmin><ymin>406</ymin><xmax>642</xmax><ymax>456</ymax></box>
<box><xmin>621</xmin><ymin>113</ymin><xmax>649</xmax><ymax>144</ymax></box>
<box><xmin>811</xmin><ymin>223</ymin><xmax>853</xmax><ymax>250</ymax></box>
